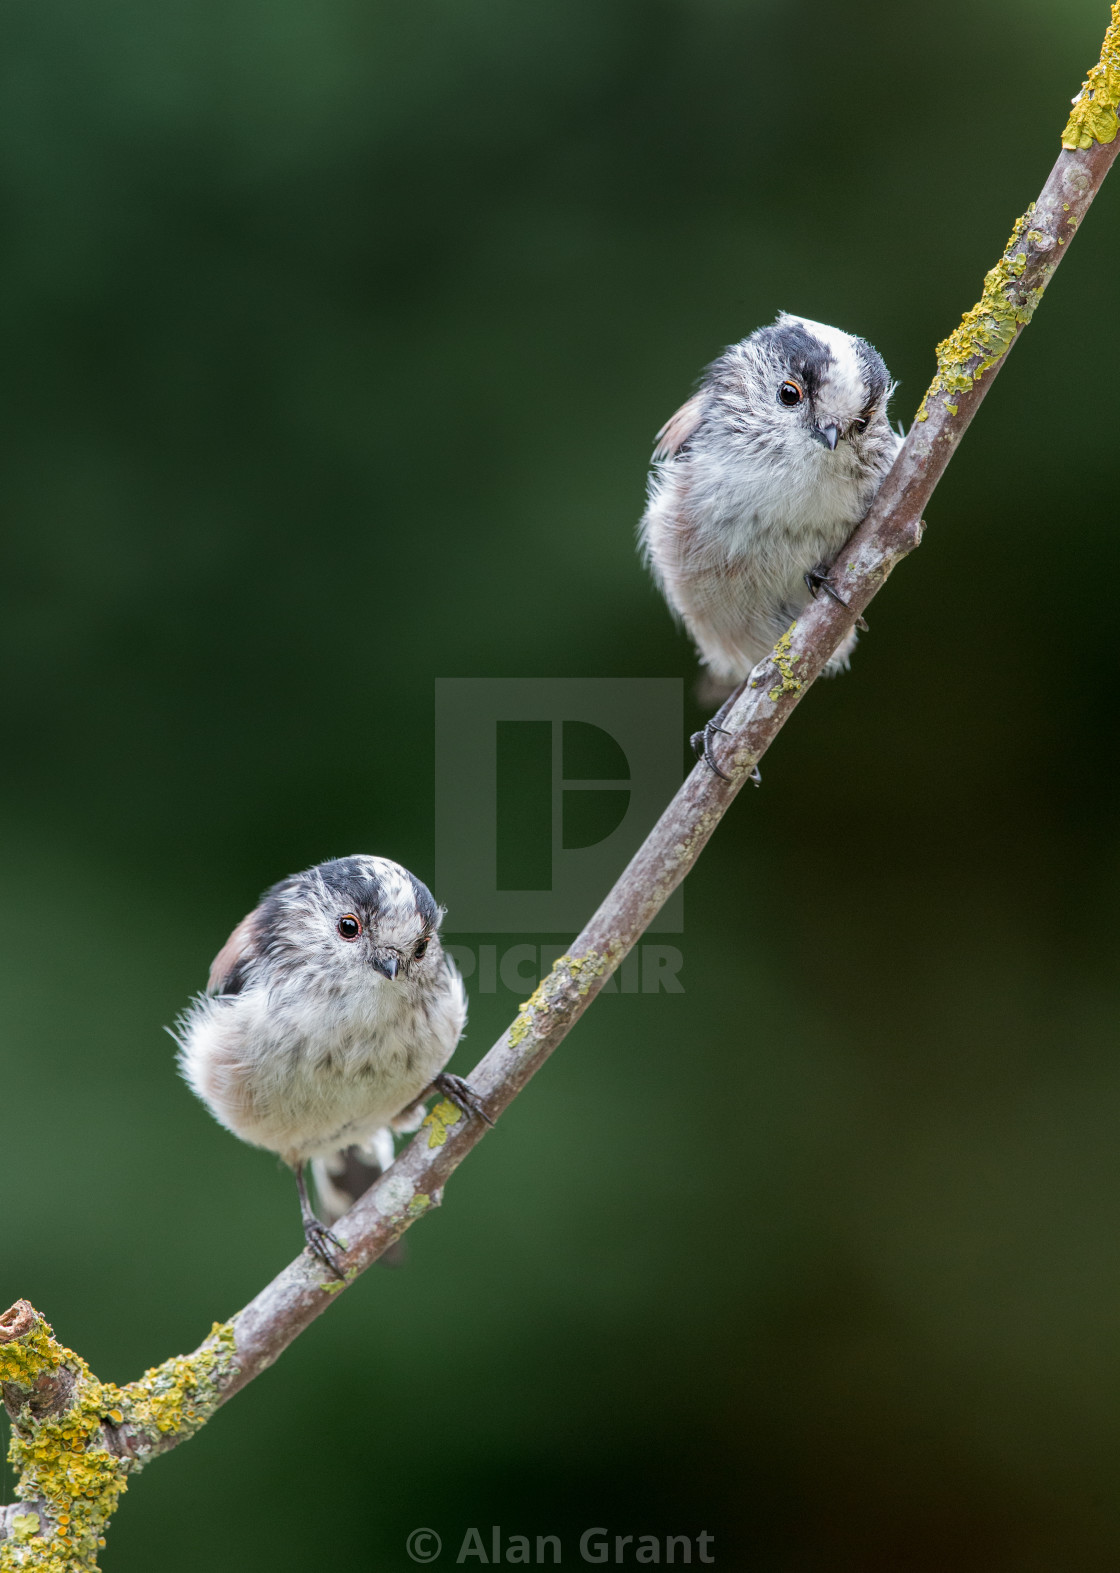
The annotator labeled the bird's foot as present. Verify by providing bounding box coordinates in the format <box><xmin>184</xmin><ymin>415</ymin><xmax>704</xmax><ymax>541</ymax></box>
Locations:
<box><xmin>805</xmin><ymin>565</ymin><xmax>869</xmax><ymax>632</ymax></box>
<box><xmin>690</xmin><ymin>720</ymin><xmax>732</xmax><ymax>781</ymax></box>
<box><xmin>303</xmin><ymin>1215</ymin><xmax>347</xmax><ymax>1280</ymax></box>
<box><xmin>804</xmin><ymin>564</ymin><xmax>849</xmax><ymax>607</ymax></box>
<box><xmin>433</xmin><ymin>1072</ymin><xmax>495</xmax><ymax>1128</ymax></box>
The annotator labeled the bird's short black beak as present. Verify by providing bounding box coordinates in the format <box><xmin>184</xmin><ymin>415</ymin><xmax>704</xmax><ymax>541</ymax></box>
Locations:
<box><xmin>372</xmin><ymin>953</ymin><xmax>400</xmax><ymax>981</ymax></box>
<box><xmin>813</xmin><ymin>423</ymin><xmax>840</xmax><ymax>451</ymax></box>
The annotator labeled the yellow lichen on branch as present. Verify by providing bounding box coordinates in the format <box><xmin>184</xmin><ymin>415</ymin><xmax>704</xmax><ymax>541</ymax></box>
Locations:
<box><xmin>508</xmin><ymin>950</ymin><xmax>617</xmax><ymax>1049</ymax></box>
<box><xmin>767</xmin><ymin>626</ymin><xmax>803</xmax><ymax>703</ymax></box>
<box><xmin>1</xmin><ymin>1313</ymin><xmax>128</xmax><ymax>1571</ymax></box>
<box><xmin>118</xmin><ymin>1324</ymin><xmax>238</xmax><ymax>1442</ymax></box>
<box><xmin>422</xmin><ymin>1100</ymin><xmax>463</xmax><ymax>1148</ymax></box>
<box><xmin>914</xmin><ymin>209</ymin><xmax>1046</xmax><ymax>424</ymax></box>
<box><xmin>508</xmin><ymin>955</ymin><xmax>572</xmax><ymax>1048</ymax></box>
<box><xmin>1</xmin><ymin>1308</ymin><xmax>237</xmax><ymax>1572</ymax></box>
<box><xmin>914</xmin><ymin>4</ymin><xmax>1120</xmax><ymax>427</ymax></box>
<box><xmin>1062</xmin><ymin>2</ymin><xmax>1120</xmax><ymax>150</ymax></box>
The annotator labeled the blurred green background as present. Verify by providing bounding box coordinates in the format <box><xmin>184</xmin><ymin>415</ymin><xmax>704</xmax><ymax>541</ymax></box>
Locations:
<box><xmin>2</xmin><ymin>1</ymin><xmax>1120</xmax><ymax>1567</ymax></box>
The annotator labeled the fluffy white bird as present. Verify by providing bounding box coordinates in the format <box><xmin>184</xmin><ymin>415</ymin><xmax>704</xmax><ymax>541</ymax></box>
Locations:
<box><xmin>175</xmin><ymin>855</ymin><xmax>484</xmax><ymax>1274</ymax></box>
<box><xmin>639</xmin><ymin>313</ymin><xmax>902</xmax><ymax>770</ymax></box>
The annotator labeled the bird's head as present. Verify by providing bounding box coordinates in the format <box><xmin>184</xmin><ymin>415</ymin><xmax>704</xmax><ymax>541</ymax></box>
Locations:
<box><xmin>208</xmin><ymin>854</ymin><xmax>446</xmax><ymax>998</ymax></box>
<box><xmin>712</xmin><ymin>312</ymin><xmax>898</xmax><ymax>467</ymax></box>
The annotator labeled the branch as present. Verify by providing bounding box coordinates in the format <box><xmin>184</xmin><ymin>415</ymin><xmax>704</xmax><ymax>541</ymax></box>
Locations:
<box><xmin>0</xmin><ymin>1299</ymin><xmax>238</xmax><ymax>1566</ymax></box>
<box><xmin>4</xmin><ymin>9</ymin><xmax>1120</xmax><ymax>1566</ymax></box>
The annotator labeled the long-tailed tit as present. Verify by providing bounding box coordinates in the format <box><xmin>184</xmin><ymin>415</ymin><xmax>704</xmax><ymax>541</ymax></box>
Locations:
<box><xmin>175</xmin><ymin>855</ymin><xmax>487</xmax><ymax>1275</ymax></box>
<box><xmin>639</xmin><ymin>313</ymin><xmax>902</xmax><ymax>773</ymax></box>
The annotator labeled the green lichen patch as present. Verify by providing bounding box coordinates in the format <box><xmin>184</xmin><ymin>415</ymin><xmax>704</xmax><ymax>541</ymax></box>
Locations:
<box><xmin>0</xmin><ymin>1319</ymin><xmax>63</xmax><ymax>1392</ymax></box>
<box><xmin>508</xmin><ymin>965</ymin><xmax>564</xmax><ymax>1049</ymax></box>
<box><xmin>768</xmin><ymin>626</ymin><xmax>803</xmax><ymax>703</ymax></box>
<box><xmin>914</xmin><ymin>210</ymin><xmax>1048</xmax><ymax>423</ymax></box>
<box><xmin>422</xmin><ymin>1099</ymin><xmax>462</xmax><ymax>1148</ymax></box>
<box><xmin>119</xmin><ymin>1322</ymin><xmax>237</xmax><ymax>1445</ymax></box>
<box><xmin>319</xmin><ymin>1267</ymin><xmax>360</xmax><ymax>1296</ymax></box>
<box><xmin>569</xmin><ymin>950</ymin><xmax>612</xmax><ymax>998</ymax></box>
<box><xmin>1063</xmin><ymin>3</ymin><xmax>1120</xmax><ymax>149</ymax></box>
<box><xmin>508</xmin><ymin>950</ymin><xmax>615</xmax><ymax>1045</ymax></box>
<box><xmin>2</xmin><ymin>1315</ymin><xmax>127</xmax><ymax>1571</ymax></box>
<box><xmin>1</xmin><ymin>1315</ymin><xmax>238</xmax><ymax>1572</ymax></box>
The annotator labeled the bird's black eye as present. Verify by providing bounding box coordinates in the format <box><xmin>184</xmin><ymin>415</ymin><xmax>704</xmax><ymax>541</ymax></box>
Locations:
<box><xmin>337</xmin><ymin>915</ymin><xmax>362</xmax><ymax>940</ymax></box>
<box><xmin>778</xmin><ymin>381</ymin><xmax>803</xmax><ymax>407</ymax></box>
<box><xmin>851</xmin><ymin>413</ymin><xmax>871</xmax><ymax>433</ymax></box>
<box><xmin>414</xmin><ymin>938</ymin><xmax>429</xmax><ymax>960</ymax></box>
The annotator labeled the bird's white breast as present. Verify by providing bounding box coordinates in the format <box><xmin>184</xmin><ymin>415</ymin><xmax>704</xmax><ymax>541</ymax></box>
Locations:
<box><xmin>643</xmin><ymin>439</ymin><xmax>876</xmax><ymax>682</ymax></box>
<box><xmin>178</xmin><ymin>963</ymin><xmax>467</xmax><ymax>1165</ymax></box>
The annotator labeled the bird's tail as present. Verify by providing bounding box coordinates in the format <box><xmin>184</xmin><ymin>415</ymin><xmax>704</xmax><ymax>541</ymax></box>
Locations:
<box><xmin>311</xmin><ymin>1129</ymin><xmax>407</xmax><ymax>1266</ymax></box>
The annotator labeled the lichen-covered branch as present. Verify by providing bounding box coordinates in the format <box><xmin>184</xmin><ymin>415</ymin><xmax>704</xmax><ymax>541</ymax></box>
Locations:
<box><xmin>4</xmin><ymin>10</ymin><xmax>1120</xmax><ymax>1569</ymax></box>
<box><xmin>0</xmin><ymin>1301</ymin><xmax>236</xmax><ymax>1570</ymax></box>
<box><xmin>1063</xmin><ymin>2</ymin><xmax>1120</xmax><ymax>150</ymax></box>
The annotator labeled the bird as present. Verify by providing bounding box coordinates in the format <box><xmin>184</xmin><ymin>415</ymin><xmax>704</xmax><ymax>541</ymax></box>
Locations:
<box><xmin>174</xmin><ymin>854</ymin><xmax>487</xmax><ymax>1276</ymax></box>
<box><xmin>638</xmin><ymin>313</ymin><xmax>903</xmax><ymax>774</ymax></box>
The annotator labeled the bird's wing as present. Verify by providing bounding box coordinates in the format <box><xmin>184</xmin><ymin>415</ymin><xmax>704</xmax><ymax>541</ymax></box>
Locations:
<box><xmin>652</xmin><ymin>392</ymin><xmax>705</xmax><ymax>462</ymax></box>
<box><xmin>207</xmin><ymin>910</ymin><xmax>261</xmax><ymax>995</ymax></box>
